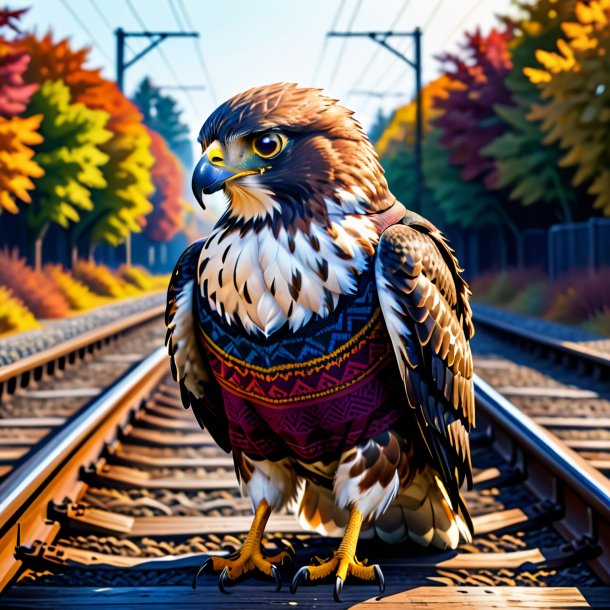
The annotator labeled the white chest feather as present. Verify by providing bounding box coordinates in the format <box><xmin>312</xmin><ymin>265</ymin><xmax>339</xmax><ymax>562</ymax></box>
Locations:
<box><xmin>198</xmin><ymin>216</ymin><xmax>379</xmax><ymax>336</ymax></box>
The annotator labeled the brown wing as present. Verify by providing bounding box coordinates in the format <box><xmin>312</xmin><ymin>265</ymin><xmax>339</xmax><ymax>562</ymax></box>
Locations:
<box><xmin>374</xmin><ymin>211</ymin><xmax>475</xmax><ymax>509</ymax></box>
<box><xmin>166</xmin><ymin>240</ymin><xmax>231</xmax><ymax>453</ymax></box>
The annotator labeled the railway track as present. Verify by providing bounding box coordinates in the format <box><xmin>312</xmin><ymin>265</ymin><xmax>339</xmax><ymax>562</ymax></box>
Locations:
<box><xmin>472</xmin><ymin>305</ymin><xmax>610</xmax><ymax>478</ymax></box>
<box><xmin>0</xmin><ymin>345</ymin><xmax>608</xmax><ymax>608</ymax></box>
<box><xmin>0</xmin><ymin>305</ymin><xmax>165</xmax><ymax>490</ymax></box>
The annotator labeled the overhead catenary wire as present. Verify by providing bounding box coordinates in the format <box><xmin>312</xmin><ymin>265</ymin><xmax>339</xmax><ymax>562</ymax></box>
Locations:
<box><xmin>124</xmin><ymin>0</ymin><xmax>199</xmax><ymax>114</ymax></box>
<box><xmin>88</xmin><ymin>0</ymin><xmax>142</xmax><ymax>58</ymax></box>
<box><xmin>444</xmin><ymin>0</ymin><xmax>488</xmax><ymax>44</ymax></box>
<box><xmin>311</xmin><ymin>0</ymin><xmax>346</xmax><ymax>85</ymax></box>
<box><xmin>175</xmin><ymin>0</ymin><xmax>218</xmax><ymax>105</ymax></box>
<box><xmin>376</xmin><ymin>0</ymin><xmax>486</xmax><ymax>101</ymax></box>
<box><xmin>328</xmin><ymin>0</ymin><xmax>364</xmax><ymax>88</ymax></box>
<box><xmin>374</xmin><ymin>0</ymin><xmax>449</xmax><ymax>103</ymax></box>
<box><xmin>167</xmin><ymin>0</ymin><xmax>187</xmax><ymax>31</ymax></box>
<box><xmin>346</xmin><ymin>0</ymin><xmax>414</xmax><ymax>103</ymax></box>
<box><xmin>58</xmin><ymin>0</ymin><xmax>111</xmax><ymax>60</ymax></box>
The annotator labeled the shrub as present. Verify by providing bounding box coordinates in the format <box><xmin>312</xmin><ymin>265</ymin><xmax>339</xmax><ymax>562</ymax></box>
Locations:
<box><xmin>472</xmin><ymin>268</ymin><xmax>545</xmax><ymax>307</ymax></box>
<box><xmin>507</xmin><ymin>281</ymin><xmax>555</xmax><ymax>317</ymax></box>
<box><xmin>118</xmin><ymin>265</ymin><xmax>156</xmax><ymax>291</ymax></box>
<box><xmin>582</xmin><ymin>308</ymin><xmax>610</xmax><ymax>338</ymax></box>
<box><xmin>0</xmin><ymin>250</ymin><xmax>69</xmax><ymax>318</ymax></box>
<box><xmin>45</xmin><ymin>264</ymin><xmax>107</xmax><ymax>310</ymax></box>
<box><xmin>73</xmin><ymin>261</ymin><xmax>139</xmax><ymax>298</ymax></box>
<box><xmin>0</xmin><ymin>286</ymin><xmax>40</xmax><ymax>335</ymax></box>
<box><xmin>547</xmin><ymin>268</ymin><xmax>610</xmax><ymax>324</ymax></box>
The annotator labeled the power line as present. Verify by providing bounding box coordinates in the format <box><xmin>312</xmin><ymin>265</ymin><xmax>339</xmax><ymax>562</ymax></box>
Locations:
<box><xmin>311</xmin><ymin>0</ymin><xmax>346</xmax><ymax>84</ymax></box>
<box><xmin>346</xmin><ymin>0</ymin><xmax>413</xmax><ymax>102</ymax></box>
<box><xmin>444</xmin><ymin>0</ymin><xmax>487</xmax><ymax>43</ymax></box>
<box><xmin>87</xmin><ymin>0</ymin><xmax>114</xmax><ymax>33</ymax></box>
<box><xmin>175</xmin><ymin>0</ymin><xmax>218</xmax><ymax>105</ymax></box>
<box><xmin>328</xmin><ymin>30</ymin><xmax>423</xmax><ymax>208</ymax></box>
<box><xmin>167</xmin><ymin>0</ymin><xmax>187</xmax><ymax>31</ymax></box>
<box><xmin>88</xmin><ymin>0</ymin><xmax>139</xmax><ymax>57</ymax></box>
<box><xmin>58</xmin><ymin>0</ymin><xmax>110</xmax><ymax>60</ymax></box>
<box><xmin>423</xmin><ymin>0</ymin><xmax>449</xmax><ymax>31</ymax></box>
<box><xmin>375</xmin><ymin>0</ymin><xmax>447</xmax><ymax>100</ymax></box>
<box><xmin>124</xmin><ymin>0</ymin><xmax>199</xmax><ymax>114</ymax></box>
<box><xmin>328</xmin><ymin>0</ymin><xmax>364</xmax><ymax>87</ymax></box>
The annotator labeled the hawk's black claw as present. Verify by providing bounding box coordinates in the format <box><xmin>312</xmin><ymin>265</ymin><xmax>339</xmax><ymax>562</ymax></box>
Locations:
<box><xmin>271</xmin><ymin>564</ymin><xmax>282</xmax><ymax>592</ymax></box>
<box><xmin>334</xmin><ymin>576</ymin><xmax>344</xmax><ymax>602</ymax></box>
<box><xmin>192</xmin><ymin>557</ymin><xmax>213</xmax><ymax>589</ymax></box>
<box><xmin>374</xmin><ymin>564</ymin><xmax>385</xmax><ymax>593</ymax></box>
<box><xmin>218</xmin><ymin>567</ymin><xmax>231</xmax><ymax>594</ymax></box>
<box><xmin>290</xmin><ymin>566</ymin><xmax>309</xmax><ymax>594</ymax></box>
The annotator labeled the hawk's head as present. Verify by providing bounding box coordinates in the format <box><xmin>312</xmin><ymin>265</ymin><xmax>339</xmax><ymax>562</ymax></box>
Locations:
<box><xmin>193</xmin><ymin>83</ymin><xmax>395</xmax><ymax>230</ymax></box>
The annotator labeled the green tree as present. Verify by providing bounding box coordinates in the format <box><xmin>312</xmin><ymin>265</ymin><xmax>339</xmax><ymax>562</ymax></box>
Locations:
<box><xmin>24</xmin><ymin>79</ymin><xmax>111</xmax><ymax>270</ymax></box>
<box><xmin>424</xmin><ymin>129</ymin><xmax>514</xmax><ymax>267</ymax></box>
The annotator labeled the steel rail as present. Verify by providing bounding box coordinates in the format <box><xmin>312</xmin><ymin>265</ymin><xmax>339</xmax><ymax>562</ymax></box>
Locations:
<box><xmin>0</xmin><ymin>301</ymin><xmax>165</xmax><ymax>398</ymax></box>
<box><xmin>475</xmin><ymin>374</ymin><xmax>610</xmax><ymax>581</ymax></box>
<box><xmin>0</xmin><ymin>347</ymin><xmax>169</xmax><ymax>592</ymax></box>
<box><xmin>473</xmin><ymin>307</ymin><xmax>610</xmax><ymax>378</ymax></box>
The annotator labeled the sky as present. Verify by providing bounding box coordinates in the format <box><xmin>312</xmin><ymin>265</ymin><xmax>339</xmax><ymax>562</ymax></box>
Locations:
<box><xmin>22</xmin><ymin>0</ymin><xmax>526</xmax><ymax>144</ymax></box>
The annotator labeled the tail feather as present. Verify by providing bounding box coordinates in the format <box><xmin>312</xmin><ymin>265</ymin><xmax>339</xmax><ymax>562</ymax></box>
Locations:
<box><xmin>298</xmin><ymin>481</ymin><xmax>347</xmax><ymax>537</ymax></box>
<box><xmin>297</xmin><ymin>466</ymin><xmax>472</xmax><ymax>550</ymax></box>
<box><xmin>376</xmin><ymin>466</ymin><xmax>473</xmax><ymax>549</ymax></box>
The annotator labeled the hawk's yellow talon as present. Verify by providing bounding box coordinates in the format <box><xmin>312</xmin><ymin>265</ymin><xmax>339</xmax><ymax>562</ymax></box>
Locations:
<box><xmin>193</xmin><ymin>499</ymin><xmax>289</xmax><ymax>592</ymax></box>
<box><xmin>290</xmin><ymin>507</ymin><xmax>385</xmax><ymax>600</ymax></box>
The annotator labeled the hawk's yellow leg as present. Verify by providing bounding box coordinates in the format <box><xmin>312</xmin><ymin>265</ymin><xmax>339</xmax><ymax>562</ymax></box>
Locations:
<box><xmin>290</xmin><ymin>507</ymin><xmax>385</xmax><ymax>601</ymax></box>
<box><xmin>193</xmin><ymin>499</ymin><xmax>293</xmax><ymax>593</ymax></box>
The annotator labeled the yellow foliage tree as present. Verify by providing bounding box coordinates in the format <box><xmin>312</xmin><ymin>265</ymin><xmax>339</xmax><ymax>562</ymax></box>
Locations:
<box><xmin>375</xmin><ymin>75</ymin><xmax>455</xmax><ymax>158</ymax></box>
<box><xmin>525</xmin><ymin>0</ymin><xmax>610</xmax><ymax>214</ymax></box>
<box><xmin>0</xmin><ymin>114</ymin><xmax>43</xmax><ymax>213</ymax></box>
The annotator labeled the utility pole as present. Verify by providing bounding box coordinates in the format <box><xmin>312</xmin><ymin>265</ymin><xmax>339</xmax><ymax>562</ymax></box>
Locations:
<box><xmin>114</xmin><ymin>27</ymin><xmax>199</xmax><ymax>266</ymax></box>
<box><xmin>329</xmin><ymin>29</ymin><xmax>423</xmax><ymax>209</ymax></box>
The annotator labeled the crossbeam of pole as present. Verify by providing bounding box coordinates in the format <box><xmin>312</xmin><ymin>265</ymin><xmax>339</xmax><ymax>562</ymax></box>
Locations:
<box><xmin>328</xmin><ymin>29</ymin><xmax>423</xmax><ymax>210</ymax></box>
<box><xmin>114</xmin><ymin>27</ymin><xmax>199</xmax><ymax>266</ymax></box>
<box><xmin>115</xmin><ymin>28</ymin><xmax>199</xmax><ymax>92</ymax></box>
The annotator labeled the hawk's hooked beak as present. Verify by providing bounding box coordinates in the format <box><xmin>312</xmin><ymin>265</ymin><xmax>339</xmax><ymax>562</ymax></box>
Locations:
<box><xmin>192</xmin><ymin>141</ymin><xmax>260</xmax><ymax>205</ymax></box>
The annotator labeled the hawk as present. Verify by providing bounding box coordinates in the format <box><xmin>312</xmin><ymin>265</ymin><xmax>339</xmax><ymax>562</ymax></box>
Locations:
<box><xmin>166</xmin><ymin>83</ymin><xmax>475</xmax><ymax>601</ymax></box>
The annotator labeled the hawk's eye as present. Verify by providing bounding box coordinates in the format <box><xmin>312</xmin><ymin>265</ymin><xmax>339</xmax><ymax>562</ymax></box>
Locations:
<box><xmin>253</xmin><ymin>133</ymin><xmax>284</xmax><ymax>159</ymax></box>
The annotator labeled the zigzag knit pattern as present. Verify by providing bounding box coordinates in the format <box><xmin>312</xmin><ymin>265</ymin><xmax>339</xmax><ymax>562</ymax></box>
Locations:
<box><xmin>197</xmin><ymin>276</ymin><xmax>405</xmax><ymax>461</ymax></box>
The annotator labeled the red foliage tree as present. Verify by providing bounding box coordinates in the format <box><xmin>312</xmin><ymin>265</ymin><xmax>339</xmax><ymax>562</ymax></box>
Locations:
<box><xmin>143</xmin><ymin>128</ymin><xmax>185</xmax><ymax>242</ymax></box>
<box><xmin>434</xmin><ymin>28</ymin><xmax>514</xmax><ymax>189</ymax></box>
<box><xmin>0</xmin><ymin>43</ymin><xmax>38</xmax><ymax>116</ymax></box>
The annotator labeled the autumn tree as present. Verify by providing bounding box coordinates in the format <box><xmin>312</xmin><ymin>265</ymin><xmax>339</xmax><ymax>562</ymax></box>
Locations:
<box><xmin>526</xmin><ymin>0</ymin><xmax>610</xmax><ymax>216</ymax></box>
<box><xmin>432</xmin><ymin>27</ymin><xmax>532</xmax><ymax>264</ymax></box>
<box><xmin>24</xmin><ymin>79</ymin><xmax>111</xmax><ymax>269</ymax></box>
<box><xmin>0</xmin><ymin>15</ymin><xmax>43</xmax><ymax>214</ymax></box>
<box><xmin>435</xmin><ymin>28</ymin><xmax>514</xmax><ymax>188</ymax></box>
<box><xmin>19</xmin><ymin>33</ymin><xmax>155</xmax><ymax>259</ymax></box>
<box><xmin>377</xmin><ymin>76</ymin><xmax>453</xmax><ymax>221</ymax></box>
<box><xmin>485</xmin><ymin>0</ymin><xmax>580</xmax><ymax>222</ymax></box>
<box><xmin>143</xmin><ymin>128</ymin><xmax>185</xmax><ymax>243</ymax></box>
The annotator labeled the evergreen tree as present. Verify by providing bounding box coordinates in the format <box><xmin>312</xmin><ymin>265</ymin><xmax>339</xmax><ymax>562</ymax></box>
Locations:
<box><xmin>133</xmin><ymin>77</ymin><xmax>192</xmax><ymax>166</ymax></box>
